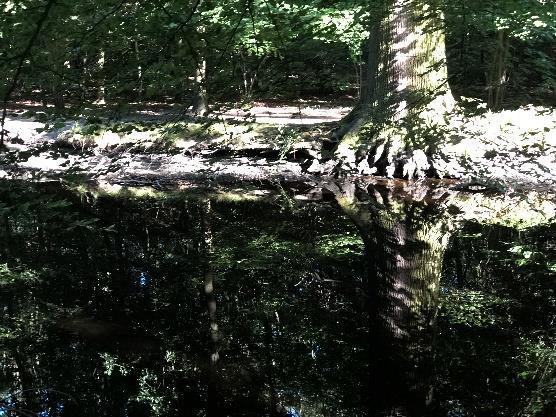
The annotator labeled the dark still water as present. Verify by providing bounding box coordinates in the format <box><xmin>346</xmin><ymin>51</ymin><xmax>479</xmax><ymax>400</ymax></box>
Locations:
<box><xmin>0</xmin><ymin>181</ymin><xmax>554</xmax><ymax>417</ymax></box>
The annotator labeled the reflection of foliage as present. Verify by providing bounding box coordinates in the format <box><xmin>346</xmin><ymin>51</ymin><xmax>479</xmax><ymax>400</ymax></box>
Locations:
<box><xmin>0</xmin><ymin>263</ymin><xmax>41</xmax><ymax>288</ymax></box>
<box><xmin>0</xmin><ymin>181</ymin><xmax>368</xmax><ymax>417</ymax></box>
<box><xmin>100</xmin><ymin>352</ymin><xmax>130</xmax><ymax>377</ymax></box>
<box><xmin>133</xmin><ymin>370</ymin><xmax>171</xmax><ymax>416</ymax></box>
<box><xmin>0</xmin><ymin>181</ymin><xmax>553</xmax><ymax>417</ymax></box>
<box><xmin>440</xmin><ymin>289</ymin><xmax>516</xmax><ymax>327</ymax></box>
<box><xmin>438</xmin><ymin>222</ymin><xmax>556</xmax><ymax>417</ymax></box>
<box><xmin>519</xmin><ymin>337</ymin><xmax>556</xmax><ymax>417</ymax></box>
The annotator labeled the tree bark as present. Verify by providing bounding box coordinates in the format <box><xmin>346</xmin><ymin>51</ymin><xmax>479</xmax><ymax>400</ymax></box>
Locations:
<box><xmin>192</xmin><ymin>0</ymin><xmax>209</xmax><ymax>116</ymax></box>
<box><xmin>335</xmin><ymin>0</ymin><xmax>454</xmax><ymax>178</ymax></box>
<box><xmin>52</xmin><ymin>79</ymin><xmax>65</xmax><ymax>112</ymax></box>
<box><xmin>134</xmin><ymin>2</ymin><xmax>143</xmax><ymax>102</ymax></box>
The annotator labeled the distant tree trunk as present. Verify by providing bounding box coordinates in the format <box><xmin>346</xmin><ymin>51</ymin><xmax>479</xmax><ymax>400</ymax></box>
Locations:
<box><xmin>52</xmin><ymin>78</ymin><xmax>65</xmax><ymax>112</ymax></box>
<box><xmin>359</xmin><ymin>18</ymin><xmax>380</xmax><ymax>105</ymax></box>
<box><xmin>354</xmin><ymin>61</ymin><xmax>363</xmax><ymax>100</ymax></box>
<box><xmin>487</xmin><ymin>29</ymin><xmax>510</xmax><ymax>111</ymax></box>
<box><xmin>192</xmin><ymin>53</ymin><xmax>208</xmax><ymax>115</ymax></box>
<box><xmin>79</xmin><ymin>57</ymin><xmax>86</xmax><ymax>101</ymax></box>
<box><xmin>135</xmin><ymin>40</ymin><xmax>143</xmax><ymax>102</ymax></box>
<box><xmin>96</xmin><ymin>50</ymin><xmax>106</xmax><ymax>104</ymax></box>
<box><xmin>191</xmin><ymin>3</ymin><xmax>209</xmax><ymax>117</ymax></box>
<box><xmin>331</xmin><ymin>181</ymin><xmax>452</xmax><ymax>417</ymax></box>
<box><xmin>238</xmin><ymin>51</ymin><xmax>268</xmax><ymax>101</ymax></box>
<box><xmin>40</xmin><ymin>81</ymin><xmax>49</xmax><ymax>106</ymax></box>
<box><xmin>134</xmin><ymin>2</ymin><xmax>143</xmax><ymax>102</ymax></box>
<box><xmin>335</xmin><ymin>0</ymin><xmax>454</xmax><ymax>178</ymax></box>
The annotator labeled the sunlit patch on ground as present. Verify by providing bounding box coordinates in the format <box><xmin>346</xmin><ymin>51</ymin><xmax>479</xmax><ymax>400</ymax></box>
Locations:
<box><xmin>211</xmin><ymin>101</ymin><xmax>352</xmax><ymax>125</ymax></box>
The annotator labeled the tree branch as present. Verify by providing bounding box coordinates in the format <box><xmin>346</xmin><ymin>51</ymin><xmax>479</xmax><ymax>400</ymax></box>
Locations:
<box><xmin>1</xmin><ymin>0</ymin><xmax>57</xmax><ymax>147</ymax></box>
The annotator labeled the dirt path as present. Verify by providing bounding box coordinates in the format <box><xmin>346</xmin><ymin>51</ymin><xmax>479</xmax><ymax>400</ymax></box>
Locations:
<box><xmin>211</xmin><ymin>100</ymin><xmax>352</xmax><ymax>125</ymax></box>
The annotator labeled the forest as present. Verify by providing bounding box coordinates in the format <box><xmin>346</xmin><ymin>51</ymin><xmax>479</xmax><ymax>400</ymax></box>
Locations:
<box><xmin>0</xmin><ymin>1</ymin><xmax>555</xmax><ymax>417</ymax></box>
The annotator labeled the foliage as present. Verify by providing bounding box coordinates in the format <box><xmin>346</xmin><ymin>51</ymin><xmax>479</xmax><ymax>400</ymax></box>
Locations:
<box><xmin>2</xmin><ymin>0</ymin><xmax>553</xmax><ymax>108</ymax></box>
<box><xmin>440</xmin><ymin>289</ymin><xmax>516</xmax><ymax>327</ymax></box>
<box><xmin>445</xmin><ymin>0</ymin><xmax>556</xmax><ymax>101</ymax></box>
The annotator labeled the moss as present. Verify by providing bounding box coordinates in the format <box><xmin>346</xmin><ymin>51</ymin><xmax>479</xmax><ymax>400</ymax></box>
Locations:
<box><xmin>316</xmin><ymin>233</ymin><xmax>364</xmax><ymax>258</ymax></box>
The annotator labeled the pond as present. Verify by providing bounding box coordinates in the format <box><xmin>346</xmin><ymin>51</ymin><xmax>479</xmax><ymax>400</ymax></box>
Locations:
<box><xmin>0</xmin><ymin>181</ymin><xmax>554</xmax><ymax>417</ymax></box>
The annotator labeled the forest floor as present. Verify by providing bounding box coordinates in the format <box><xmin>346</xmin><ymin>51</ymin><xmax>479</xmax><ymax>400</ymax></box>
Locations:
<box><xmin>1</xmin><ymin>99</ymin><xmax>555</xmax><ymax>194</ymax></box>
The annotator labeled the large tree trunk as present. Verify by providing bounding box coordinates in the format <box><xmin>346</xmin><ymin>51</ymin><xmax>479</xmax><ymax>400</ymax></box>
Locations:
<box><xmin>335</xmin><ymin>0</ymin><xmax>454</xmax><ymax>178</ymax></box>
<box><xmin>330</xmin><ymin>181</ymin><xmax>452</xmax><ymax>416</ymax></box>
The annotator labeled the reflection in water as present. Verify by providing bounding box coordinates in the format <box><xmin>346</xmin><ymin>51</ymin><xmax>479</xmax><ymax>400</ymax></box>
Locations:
<box><xmin>0</xmin><ymin>181</ymin><xmax>554</xmax><ymax>417</ymax></box>
<box><xmin>330</xmin><ymin>181</ymin><xmax>451</xmax><ymax>416</ymax></box>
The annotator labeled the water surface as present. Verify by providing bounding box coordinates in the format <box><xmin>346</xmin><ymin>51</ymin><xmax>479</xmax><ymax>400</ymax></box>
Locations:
<box><xmin>0</xmin><ymin>181</ymin><xmax>554</xmax><ymax>417</ymax></box>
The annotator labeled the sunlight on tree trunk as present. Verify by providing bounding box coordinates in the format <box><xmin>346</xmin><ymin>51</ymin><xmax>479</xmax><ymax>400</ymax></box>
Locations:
<box><xmin>336</xmin><ymin>0</ymin><xmax>454</xmax><ymax>178</ymax></box>
<box><xmin>96</xmin><ymin>50</ymin><xmax>106</xmax><ymax>105</ymax></box>
<box><xmin>193</xmin><ymin>55</ymin><xmax>208</xmax><ymax>115</ymax></box>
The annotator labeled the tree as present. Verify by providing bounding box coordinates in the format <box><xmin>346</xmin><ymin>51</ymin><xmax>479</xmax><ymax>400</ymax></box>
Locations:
<box><xmin>333</xmin><ymin>0</ymin><xmax>455</xmax><ymax>178</ymax></box>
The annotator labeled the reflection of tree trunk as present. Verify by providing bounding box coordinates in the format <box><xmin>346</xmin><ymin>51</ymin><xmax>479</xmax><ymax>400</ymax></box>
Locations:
<box><xmin>200</xmin><ymin>199</ymin><xmax>219</xmax><ymax>417</ymax></box>
<box><xmin>264</xmin><ymin>316</ymin><xmax>281</xmax><ymax>416</ymax></box>
<box><xmin>7</xmin><ymin>297</ymin><xmax>35</xmax><ymax>407</ymax></box>
<box><xmin>332</xmin><ymin>182</ymin><xmax>451</xmax><ymax>417</ymax></box>
<box><xmin>371</xmin><ymin>209</ymin><xmax>448</xmax><ymax>416</ymax></box>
